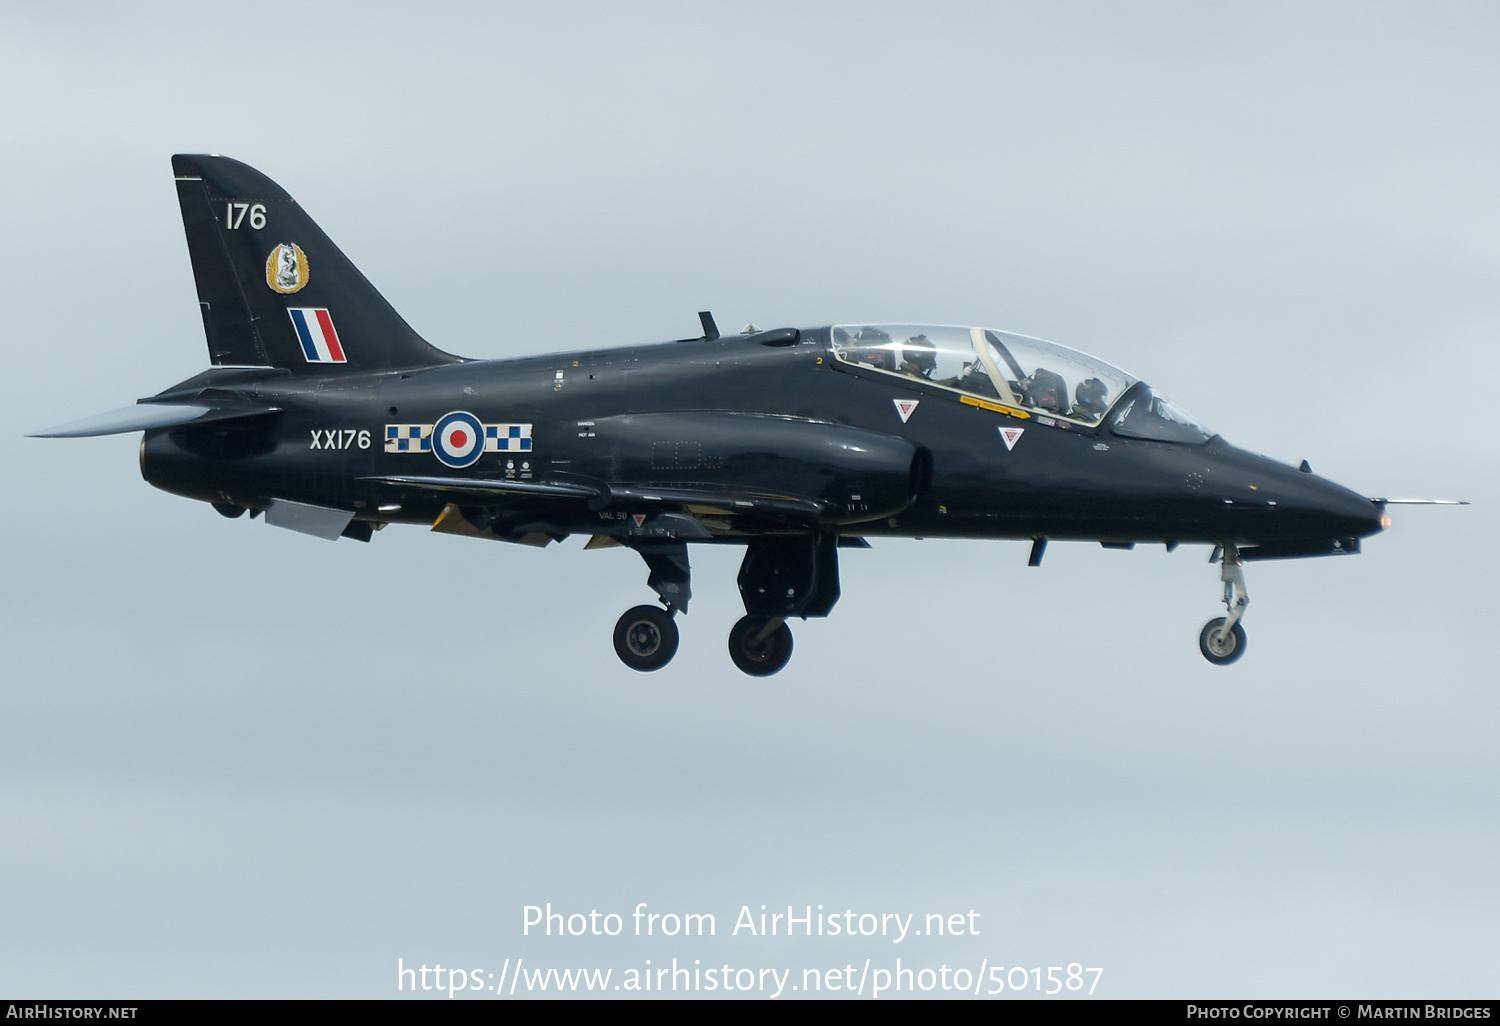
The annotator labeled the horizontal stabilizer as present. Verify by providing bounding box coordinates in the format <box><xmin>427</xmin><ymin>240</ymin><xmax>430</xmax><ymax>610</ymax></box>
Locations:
<box><xmin>28</xmin><ymin>402</ymin><xmax>281</xmax><ymax>438</ymax></box>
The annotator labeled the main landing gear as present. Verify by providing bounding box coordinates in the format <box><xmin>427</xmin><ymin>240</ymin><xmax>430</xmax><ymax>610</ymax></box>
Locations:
<box><xmin>613</xmin><ymin>605</ymin><xmax>679</xmax><ymax>671</ymax></box>
<box><xmin>727</xmin><ymin>615</ymin><xmax>793</xmax><ymax>676</ymax></box>
<box><xmin>611</xmin><ymin>542</ymin><xmax>691</xmax><ymax>672</ymax></box>
<box><xmin>609</xmin><ymin>535</ymin><xmax>841</xmax><ymax>676</ymax></box>
<box><xmin>1199</xmin><ymin>543</ymin><xmax>1249</xmax><ymax>665</ymax></box>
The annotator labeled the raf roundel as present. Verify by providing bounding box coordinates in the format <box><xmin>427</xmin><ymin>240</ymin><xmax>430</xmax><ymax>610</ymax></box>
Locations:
<box><xmin>432</xmin><ymin>411</ymin><xmax>485</xmax><ymax>468</ymax></box>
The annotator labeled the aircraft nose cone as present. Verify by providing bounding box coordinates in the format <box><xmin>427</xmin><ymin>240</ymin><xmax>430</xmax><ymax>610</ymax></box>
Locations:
<box><xmin>1208</xmin><ymin>444</ymin><xmax>1386</xmax><ymax>542</ymax></box>
<box><xmin>1319</xmin><ymin>479</ymin><xmax>1387</xmax><ymax>537</ymax></box>
<box><xmin>1269</xmin><ymin>458</ymin><xmax>1387</xmax><ymax>538</ymax></box>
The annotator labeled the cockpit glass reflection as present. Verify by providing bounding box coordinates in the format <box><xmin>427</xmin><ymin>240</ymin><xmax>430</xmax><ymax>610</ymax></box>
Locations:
<box><xmin>1109</xmin><ymin>390</ymin><xmax>1214</xmax><ymax>444</ymax></box>
<box><xmin>831</xmin><ymin>324</ymin><xmax>1138</xmax><ymax>426</ymax></box>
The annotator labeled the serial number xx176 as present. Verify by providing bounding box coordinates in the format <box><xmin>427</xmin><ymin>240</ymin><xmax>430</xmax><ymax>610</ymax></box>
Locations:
<box><xmin>310</xmin><ymin>429</ymin><xmax>371</xmax><ymax>450</ymax></box>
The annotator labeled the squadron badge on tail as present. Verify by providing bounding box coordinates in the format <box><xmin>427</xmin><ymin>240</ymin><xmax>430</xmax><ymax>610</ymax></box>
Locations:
<box><xmin>265</xmin><ymin>242</ymin><xmax>308</xmax><ymax>294</ymax></box>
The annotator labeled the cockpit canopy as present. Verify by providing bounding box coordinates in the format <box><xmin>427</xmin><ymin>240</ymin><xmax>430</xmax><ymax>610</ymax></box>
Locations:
<box><xmin>832</xmin><ymin>324</ymin><xmax>1137</xmax><ymax>425</ymax></box>
<box><xmin>830</xmin><ymin>323</ymin><xmax>1212</xmax><ymax>442</ymax></box>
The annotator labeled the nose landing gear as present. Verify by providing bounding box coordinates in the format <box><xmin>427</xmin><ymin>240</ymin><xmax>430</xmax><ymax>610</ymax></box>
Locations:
<box><xmin>1199</xmin><ymin>544</ymin><xmax>1249</xmax><ymax>665</ymax></box>
<box><xmin>1199</xmin><ymin>617</ymin><xmax>1246</xmax><ymax>664</ymax></box>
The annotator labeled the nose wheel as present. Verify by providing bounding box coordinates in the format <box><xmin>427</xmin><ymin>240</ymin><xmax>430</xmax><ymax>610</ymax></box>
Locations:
<box><xmin>613</xmin><ymin>605</ymin><xmax>679</xmax><ymax>671</ymax></box>
<box><xmin>728</xmin><ymin>616</ymin><xmax>793</xmax><ymax>676</ymax></box>
<box><xmin>1199</xmin><ymin>617</ymin><xmax>1246</xmax><ymax>664</ymax></box>
<box><xmin>1199</xmin><ymin>544</ymin><xmax>1250</xmax><ymax>665</ymax></box>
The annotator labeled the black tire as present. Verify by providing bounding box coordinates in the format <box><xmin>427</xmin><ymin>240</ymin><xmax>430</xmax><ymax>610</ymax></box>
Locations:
<box><xmin>1199</xmin><ymin>617</ymin><xmax>1247</xmax><ymax>665</ymax></box>
<box><xmin>212</xmin><ymin>501</ymin><xmax>247</xmax><ymax>518</ymax></box>
<box><xmin>613</xmin><ymin>605</ymin><xmax>679</xmax><ymax>671</ymax></box>
<box><xmin>728</xmin><ymin>615</ymin><xmax>794</xmax><ymax>676</ymax></box>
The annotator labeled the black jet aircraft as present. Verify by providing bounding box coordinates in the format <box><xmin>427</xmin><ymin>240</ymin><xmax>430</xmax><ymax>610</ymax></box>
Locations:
<box><xmin>32</xmin><ymin>155</ymin><xmax>1452</xmax><ymax>675</ymax></box>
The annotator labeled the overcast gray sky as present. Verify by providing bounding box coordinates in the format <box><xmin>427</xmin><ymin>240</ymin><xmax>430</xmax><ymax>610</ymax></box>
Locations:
<box><xmin>2</xmin><ymin>0</ymin><xmax>1496</xmax><ymax>999</ymax></box>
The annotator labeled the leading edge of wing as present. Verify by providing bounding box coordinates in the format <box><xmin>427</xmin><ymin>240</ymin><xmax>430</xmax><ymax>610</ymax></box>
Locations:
<box><xmin>362</xmin><ymin>475</ymin><xmax>599</xmax><ymax>500</ymax></box>
<box><xmin>362</xmin><ymin>475</ymin><xmax>827</xmax><ymax>517</ymax></box>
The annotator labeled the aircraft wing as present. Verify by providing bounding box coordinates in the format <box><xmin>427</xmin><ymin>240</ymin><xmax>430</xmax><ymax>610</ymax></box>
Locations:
<box><xmin>361</xmin><ymin>474</ymin><xmax>600</xmax><ymax>500</ymax></box>
<box><xmin>363</xmin><ymin>475</ymin><xmax>827</xmax><ymax>519</ymax></box>
<box><xmin>605</xmin><ymin>485</ymin><xmax>826</xmax><ymax>518</ymax></box>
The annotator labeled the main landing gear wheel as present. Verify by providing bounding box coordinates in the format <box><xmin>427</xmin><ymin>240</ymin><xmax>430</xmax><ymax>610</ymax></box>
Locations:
<box><xmin>728</xmin><ymin>616</ymin><xmax>793</xmax><ymax>677</ymax></box>
<box><xmin>1199</xmin><ymin>617</ymin><xmax>1247</xmax><ymax>665</ymax></box>
<box><xmin>613</xmin><ymin>605</ymin><xmax>679</xmax><ymax>672</ymax></box>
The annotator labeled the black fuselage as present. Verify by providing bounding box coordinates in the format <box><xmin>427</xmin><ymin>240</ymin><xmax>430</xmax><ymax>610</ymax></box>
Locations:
<box><xmin>141</xmin><ymin>328</ymin><xmax>1385</xmax><ymax>551</ymax></box>
<box><xmin>36</xmin><ymin>153</ymin><xmax>1397</xmax><ymax>672</ymax></box>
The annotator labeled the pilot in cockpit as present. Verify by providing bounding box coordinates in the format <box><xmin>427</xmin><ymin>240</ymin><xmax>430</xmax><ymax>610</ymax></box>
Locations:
<box><xmin>952</xmin><ymin>360</ymin><xmax>999</xmax><ymax>398</ymax></box>
<box><xmin>1071</xmin><ymin>377</ymin><xmax>1109</xmax><ymax>422</ymax></box>
<box><xmin>899</xmin><ymin>335</ymin><xmax>938</xmax><ymax>380</ymax></box>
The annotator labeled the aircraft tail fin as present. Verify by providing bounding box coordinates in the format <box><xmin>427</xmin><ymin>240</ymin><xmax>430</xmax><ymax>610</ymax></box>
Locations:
<box><xmin>171</xmin><ymin>154</ymin><xmax>459</xmax><ymax>374</ymax></box>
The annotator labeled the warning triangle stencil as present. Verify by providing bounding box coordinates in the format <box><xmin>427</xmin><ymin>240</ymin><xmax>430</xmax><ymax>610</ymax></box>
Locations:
<box><xmin>893</xmin><ymin>399</ymin><xmax>920</xmax><ymax>423</ymax></box>
<box><xmin>998</xmin><ymin>426</ymin><xmax>1024</xmax><ymax>451</ymax></box>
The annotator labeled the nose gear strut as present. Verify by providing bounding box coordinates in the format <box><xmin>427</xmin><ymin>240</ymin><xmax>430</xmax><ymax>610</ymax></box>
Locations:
<box><xmin>1199</xmin><ymin>543</ymin><xmax>1249</xmax><ymax>665</ymax></box>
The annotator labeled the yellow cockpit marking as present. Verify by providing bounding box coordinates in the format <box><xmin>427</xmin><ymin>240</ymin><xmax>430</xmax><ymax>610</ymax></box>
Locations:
<box><xmin>960</xmin><ymin>395</ymin><xmax>1031</xmax><ymax>419</ymax></box>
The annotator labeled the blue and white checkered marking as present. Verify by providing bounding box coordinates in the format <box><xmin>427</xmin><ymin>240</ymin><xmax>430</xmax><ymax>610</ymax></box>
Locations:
<box><xmin>385</xmin><ymin>424</ymin><xmax>432</xmax><ymax>452</ymax></box>
<box><xmin>484</xmin><ymin>424</ymin><xmax>532</xmax><ymax>452</ymax></box>
<box><xmin>385</xmin><ymin>421</ymin><xmax>532</xmax><ymax>455</ymax></box>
